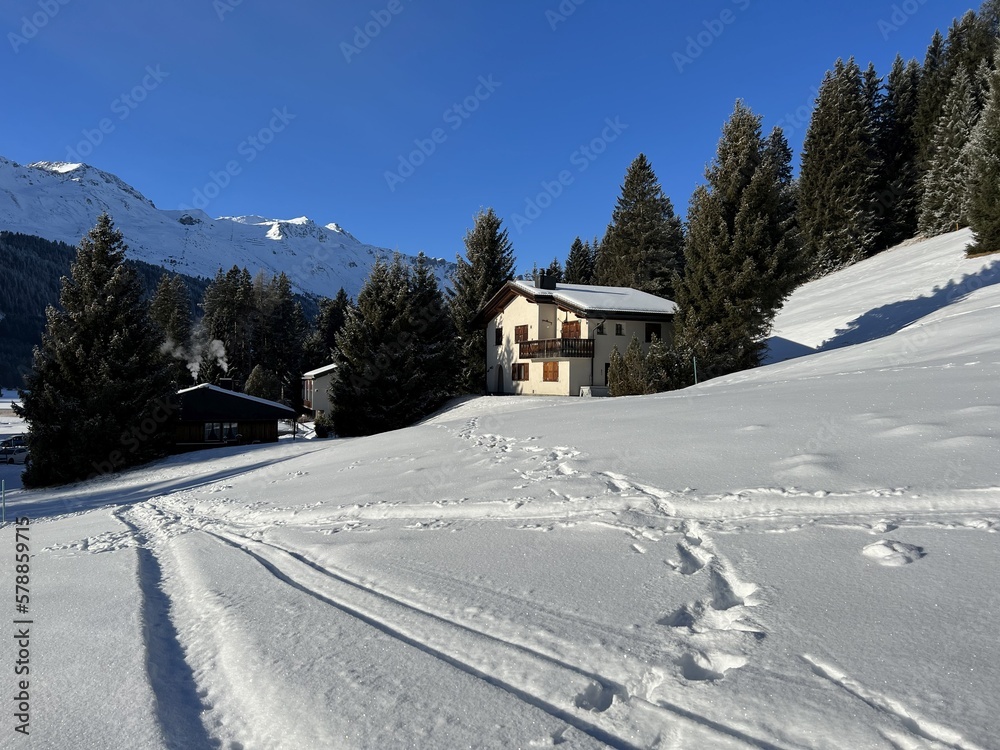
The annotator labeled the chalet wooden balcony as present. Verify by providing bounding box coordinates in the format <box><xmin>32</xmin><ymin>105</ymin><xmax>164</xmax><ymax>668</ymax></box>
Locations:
<box><xmin>518</xmin><ymin>338</ymin><xmax>594</xmax><ymax>359</ymax></box>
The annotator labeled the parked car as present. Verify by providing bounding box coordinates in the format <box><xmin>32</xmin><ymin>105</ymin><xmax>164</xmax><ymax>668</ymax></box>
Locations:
<box><xmin>0</xmin><ymin>435</ymin><xmax>26</xmax><ymax>449</ymax></box>
<box><xmin>1</xmin><ymin>446</ymin><xmax>28</xmax><ymax>464</ymax></box>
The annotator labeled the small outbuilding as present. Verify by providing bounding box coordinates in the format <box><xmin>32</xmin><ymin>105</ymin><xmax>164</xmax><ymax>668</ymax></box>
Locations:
<box><xmin>302</xmin><ymin>363</ymin><xmax>337</xmax><ymax>417</ymax></box>
<box><xmin>173</xmin><ymin>383</ymin><xmax>296</xmax><ymax>451</ymax></box>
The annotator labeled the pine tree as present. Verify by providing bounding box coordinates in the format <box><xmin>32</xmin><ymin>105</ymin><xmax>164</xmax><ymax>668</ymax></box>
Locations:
<box><xmin>919</xmin><ymin>69</ymin><xmax>979</xmax><ymax>236</ymax></box>
<box><xmin>878</xmin><ymin>56</ymin><xmax>923</xmax><ymax>248</ymax></box>
<box><xmin>303</xmin><ymin>288</ymin><xmax>351</xmax><ymax>369</ymax></box>
<box><xmin>407</xmin><ymin>252</ymin><xmax>455</xmax><ymax>416</ymax></box>
<box><xmin>563</xmin><ymin>237</ymin><xmax>595</xmax><ymax>284</ymax></box>
<box><xmin>916</xmin><ymin>30</ymin><xmax>950</xmax><ymax>177</ymax></box>
<box><xmin>149</xmin><ymin>273</ymin><xmax>193</xmax><ymax>387</ymax></box>
<box><xmin>330</xmin><ymin>255</ymin><xmax>453</xmax><ymax>435</ymax></box>
<box><xmin>595</xmin><ymin>154</ymin><xmax>684</xmax><ymax>298</ymax></box>
<box><xmin>449</xmin><ymin>208</ymin><xmax>516</xmax><ymax>393</ymax></box>
<box><xmin>967</xmin><ymin>41</ymin><xmax>1000</xmax><ymax>254</ymax></box>
<box><xmin>546</xmin><ymin>257</ymin><xmax>564</xmax><ymax>283</ymax></box>
<box><xmin>15</xmin><ymin>214</ymin><xmax>174</xmax><ymax>486</ymax></box>
<box><xmin>244</xmin><ymin>364</ymin><xmax>280</xmax><ymax>401</ymax></box>
<box><xmin>798</xmin><ymin>59</ymin><xmax>880</xmax><ymax>273</ymax></box>
<box><xmin>257</xmin><ymin>272</ymin><xmax>307</xmax><ymax>407</ymax></box>
<box><xmin>674</xmin><ymin>101</ymin><xmax>802</xmax><ymax>380</ymax></box>
<box><xmin>201</xmin><ymin>266</ymin><xmax>254</xmax><ymax>383</ymax></box>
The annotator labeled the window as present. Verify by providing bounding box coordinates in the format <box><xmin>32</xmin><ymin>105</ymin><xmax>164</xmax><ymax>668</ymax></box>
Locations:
<box><xmin>514</xmin><ymin>325</ymin><xmax>529</xmax><ymax>343</ymax></box>
<box><xmin>205</xmin><ymin>421</ymin><xmax>238</xmax><ymax>442</ymax></box>
<box><xmin>495</xmin><ymin>325</ymin><xmax>503</xmax><ymax>346</ymax></box>
<box><xmin>645</xmin><ymin>323</ymin><xmax>662</xmax><ymax>343</ymax></box>
<box><xmin>512</xmin><ymin>363</ymin><xmax>529</xmax><ymax>381</ymax></box>
<box><xmin>595</xmin><ymin>323</ymin><xmax>606</xmax><ymax>335</ymax></box>
<box><xmin>615</xmin><ymin>323</ymin><xmax>624</xmax><ymax>336</ymax></box>
<box><xmin>561</xmin><ymin>321</ymin><xmax>581</xmax><ymax>339</ymax></box>
<box><xmin>543</xmin><ymin>361</ymin><xmax>559</xmax><ymax>382</ymax></box>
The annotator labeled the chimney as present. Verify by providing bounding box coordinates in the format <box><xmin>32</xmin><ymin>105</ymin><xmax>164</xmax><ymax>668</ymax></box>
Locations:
<box><xmin>218</xmin><ymin>377</ymin><xmax>235</xmax><ymax>392</ymax></box>
<box><xmin>535</xmin><ymin>270</ymin><xmax>558</xmax><ymax>291</ymax></box>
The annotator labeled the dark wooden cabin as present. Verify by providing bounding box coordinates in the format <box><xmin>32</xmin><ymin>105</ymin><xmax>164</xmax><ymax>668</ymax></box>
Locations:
<box><xmin>173</xmin><ymin>384</ymin><xmax>296</xmax><ymax>452</ymax></box>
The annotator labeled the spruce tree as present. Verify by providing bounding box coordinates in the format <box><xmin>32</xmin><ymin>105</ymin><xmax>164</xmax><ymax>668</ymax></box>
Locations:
<box><xmin>258</xmin><ymin>272</ymin><xmax>307</xmax><ymax>407</ymax></box>
<box><xmin>303</xmin><ymin>288</ymin><xmax>351</xmax><ymax>369</ymax></box>
<box><xmin>15</xmin><ymin>214</ymin><xmax>174</xmax><ymax>487</ymax></box>
<box><xmin>329</xmin><ymin>257</ymin><xmax>412</xmax><ymax>436</ymax></box>
<box><xmin>967</xmin><ymin>41</ymin><xmax>1000</xmax><ymax>254</ymax></box>
<box><xmin>674</xmin><ymin>102</ymin><xmax>801</xmax><ymax>380</ymax></box>
<box><xmin>919</xmin><ymin>69</ymin><xmax>979</xmax><ymax>236</ymax></box>
<box><xmin>595</xmin><ymin>154</ymin><xmax>684</xmax><ymax>298</ymax></box>
<box><xmin>449</xmin><ymin>208</ymin><xmax>515</xmax><ymax>393</ymax></box>
<box><xmin>563</xmin><ymin>237</ymin><xmax>595</xmax><ymax>284</ymax></box>
<box><xmin>149</xmin><ymin>273</ymin><xmax>193</xmax><ymax>387</ymax></box>
<box><xmin>916</xmin><ymin>30</ymin><xmax>950</xmax><ymax>177</ymax></box>
<box><xmin>330</xmin><ymin>255</ymin><xmax>453</xmax><ymax>435</ymax></box>
<box><xmin>798</xmin><ymin>59</ymin><xmax>880</xmax><ymax>273</ymax></box>
<box><xmin>201</xmin><ymin>266</ymin><xmax>254</xmax><ymax>383</ymax></box>
<box><xmin>407</xmin><ymin>252</ymin><xmax>455</xmax><ymax>416</ymax></box>
<box><xmin>244</xmin><ymin>364</ymin><xmax>280</xmax><ymax>401</ymax></box>
<box><xmin>546</xmin><ymin>257</ymin><xmax>564</xmax><ymax>283</ymax></box>
<box><xmin>878</xmin><ymin>56</ymin><xmax>923</xmax><ymax>248</ymax></box>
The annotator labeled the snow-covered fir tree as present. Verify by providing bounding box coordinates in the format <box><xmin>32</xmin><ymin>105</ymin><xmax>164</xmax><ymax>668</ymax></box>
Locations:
<box><xmin>798</xmin><ymin>58</ymin><xmax>880</xmax><ymax>273</ymax></box>
<box><xmin>674</xmin><ymin>101</ymin><xmax>802</xmax><ymax>381</ymax></box>
<box><xmin>966</xmin><ymin>40</ymin><xmax>1000</xmax><ymax>255</ymax></box>
<box><xmin>918</xmin><ymin>68</ymin><xmax>979</xmax><ymax>236</ymax></box>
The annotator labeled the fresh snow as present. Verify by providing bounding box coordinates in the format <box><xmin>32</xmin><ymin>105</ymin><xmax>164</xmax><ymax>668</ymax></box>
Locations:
<box><xmin>510</xmin><ymin>279</ymin><xmax>680</xmax><ymax>314</ymax></box>
<box><xmin>0</xmin><ymin>156</ymin><xmax>452</xmax><ymax>298</ymax></box>
<box><xmin>2</xmin><ymin>231</ymin><xmax>999</xmax><ymax>749</ymax></box>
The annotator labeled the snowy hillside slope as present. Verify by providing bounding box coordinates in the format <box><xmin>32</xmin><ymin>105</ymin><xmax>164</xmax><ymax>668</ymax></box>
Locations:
<box><xmin>1</xmin><ymin>231</ymin><xmax>998</xmax><ymax>748</ymax></box>
<box><xmin>0</xmin><ymin>156</ymin><xmax>452</xmax><ymax>297</ymax></box>
<box><xmin>766</xmin><ymin>228</ymin><xmax>998</xmax><ymax>362</ymax></box>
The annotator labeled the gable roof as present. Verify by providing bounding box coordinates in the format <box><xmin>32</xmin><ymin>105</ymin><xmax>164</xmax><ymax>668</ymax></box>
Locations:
<box><xmin>176</xmin><ymin>383</ymin><xmax>296</xmax><ymax>421</ymax></box>
<box><xmin>473</xmin><ymin>280</ymin><xmax>677</xmax><ymax>326</ymax></box>
<box><xmin>303</xmin><ymin>363</ymin><xmax>338</xmax><ymax>378</ymax></box>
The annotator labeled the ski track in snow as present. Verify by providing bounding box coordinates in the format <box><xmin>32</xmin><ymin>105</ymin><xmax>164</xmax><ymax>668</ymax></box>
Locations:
<box><xmin>44</xmin><ymin>411</ymin><xmax>989</xmax><ymax>748</ymax></box>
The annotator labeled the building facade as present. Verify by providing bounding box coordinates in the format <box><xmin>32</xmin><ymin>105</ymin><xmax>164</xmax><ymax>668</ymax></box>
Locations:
<box><xmin>475</xmin><ymin>277</ymin><xmax>677</xmax><ymax>396</ymax></box>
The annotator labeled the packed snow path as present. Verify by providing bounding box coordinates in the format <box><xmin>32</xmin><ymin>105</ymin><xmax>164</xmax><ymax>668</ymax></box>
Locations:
<box><xmin>2</xmin><ymin>230</ymin><xmax>998</xmax><ymax>748</ymax></box>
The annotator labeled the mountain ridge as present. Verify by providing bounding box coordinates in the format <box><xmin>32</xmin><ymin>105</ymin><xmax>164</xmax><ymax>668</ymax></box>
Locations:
<box><xmin>0</xmin><ymin>156</ymin><xmax>453</xmax><ymax>297</ymax></box>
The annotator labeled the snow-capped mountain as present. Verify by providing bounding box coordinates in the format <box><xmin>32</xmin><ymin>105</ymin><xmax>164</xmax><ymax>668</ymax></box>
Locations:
<box><xmin>0</xmin><ymin>156</ymin><xmax>453</xmax><ymax>297</ymax></box>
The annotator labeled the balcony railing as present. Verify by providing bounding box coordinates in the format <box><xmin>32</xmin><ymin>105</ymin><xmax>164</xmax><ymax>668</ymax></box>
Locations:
<box><xmin>518</xmin><ymin>338</ymin><xmax>594</xmax><ymax>359</ymax></box>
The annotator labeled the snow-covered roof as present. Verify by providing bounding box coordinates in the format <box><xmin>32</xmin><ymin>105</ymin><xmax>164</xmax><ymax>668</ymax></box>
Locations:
<box><xmin>303</xmin><ymin>363</ymin><xmax>338</xmax><ymax>378</ymax></box>
<box><xmin>176</xmin><ymin>383</ymin><xmax>295</xmax><ymax>413</ymax></box>
<box><xmin>509</xmin><ymin>280</ymin><xmax>677</xmax><ymax>316</ymax></box>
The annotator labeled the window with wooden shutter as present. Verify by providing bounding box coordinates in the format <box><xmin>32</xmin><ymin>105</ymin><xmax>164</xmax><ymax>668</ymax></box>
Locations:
<box><xmin>543</xmin><ymin>361</ymin><xmax>559</xmax><ymax>382</ymax></box>
<box><xmin>495</xmin><ymin>325</ymin><xmax>503</xmax><ymax>346</ymax></box>
<box><xmin>512</xmin><ymin>363</ymin><xmax>529</xmax><ymax>381</ymax></box>
<box><xmin>561</xmin><ymin>321</ymin><xmax>581</xmax><ymax>339</ymax></box>
<box><xmin>514</xmin><ymin>325</ymin><xmax>529</xmax><ymax>343</ymax></box>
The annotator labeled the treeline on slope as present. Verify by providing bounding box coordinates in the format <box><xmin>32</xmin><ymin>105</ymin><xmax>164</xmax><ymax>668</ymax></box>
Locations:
<box><xmin>0</xmin><ymin>231</ymin><xmax>209</xmax><ymax>388</ymax></box>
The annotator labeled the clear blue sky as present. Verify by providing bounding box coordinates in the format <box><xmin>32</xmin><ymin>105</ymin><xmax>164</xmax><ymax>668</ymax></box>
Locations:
<box><xmin>0</xmin><ymin>0</ymin><xmax>979</xmax><ymax>275</ymax></box>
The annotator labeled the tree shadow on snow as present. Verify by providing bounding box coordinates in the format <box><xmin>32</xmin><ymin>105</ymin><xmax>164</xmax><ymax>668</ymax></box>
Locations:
<box><xmin>817</xmin><ymin>260</ymin><xmax>1000</xmax><ymax>354</ymax></box>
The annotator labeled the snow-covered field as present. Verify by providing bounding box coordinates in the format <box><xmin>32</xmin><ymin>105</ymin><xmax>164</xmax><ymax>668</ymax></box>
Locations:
<box><xmin>2</xmin><ymin>230</ymin><xmax>998</xmax><ymax>749</ymax></box>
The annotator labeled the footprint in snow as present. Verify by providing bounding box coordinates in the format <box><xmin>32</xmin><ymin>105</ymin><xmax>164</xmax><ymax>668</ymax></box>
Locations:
<box><xmin>862</xmin><ymin>539</ymin><xmax>926</xmax><ymax>566</ymax></box>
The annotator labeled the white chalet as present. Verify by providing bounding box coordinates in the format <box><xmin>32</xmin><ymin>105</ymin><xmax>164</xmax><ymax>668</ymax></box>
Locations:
<box><xmin>474</xmin><ymin>275</ymin><xmax>677</xmax><ymax>396</ymax></box>
<box><xmin>301</xmin><ymin>363</ymin><xmax>337</xmax><ymax>416</ymax></box>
